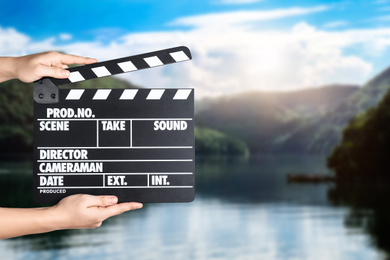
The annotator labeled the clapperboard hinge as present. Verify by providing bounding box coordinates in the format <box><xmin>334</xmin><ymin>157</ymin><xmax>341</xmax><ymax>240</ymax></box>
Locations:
<box><xmin>33</xmin><ymin>46</ymin><xmax>192</xmax><ymax>104</ymax></box>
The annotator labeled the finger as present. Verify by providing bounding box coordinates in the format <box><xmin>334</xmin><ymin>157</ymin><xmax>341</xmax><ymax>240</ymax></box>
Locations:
<box><xmin>59</xmin><ymin>53</ymin><xmax>98</xmax><ymax>66</ymax></box>
<box><xmin>100</xmin><ymin>202</ymin><xmax>143</xmax><ymax>220</ymax></box>
<box><xmin>89</xmin><ymin>195</ymin><xmax>118</xmax><ymax>207</ymax></box>
<box><xmin>52</xmin><ymin>62</ymin><xmax>67</xmax><ymax>69</ymax></box>
<box><xmin>38</xmin><ymin>65</ymin><xmax>70</xmax><ymax>79</ymax></box>
<box><xmin>51</xmin><ymin>61</ymin><xmax>68</xmax><ymax>69</ymax></box>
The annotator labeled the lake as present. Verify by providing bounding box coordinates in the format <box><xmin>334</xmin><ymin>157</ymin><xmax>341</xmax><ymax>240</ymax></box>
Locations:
<box><xmin>0</xmin><ymin>155</ymin><xmax>387</xmax><ymax>260</ymax></box>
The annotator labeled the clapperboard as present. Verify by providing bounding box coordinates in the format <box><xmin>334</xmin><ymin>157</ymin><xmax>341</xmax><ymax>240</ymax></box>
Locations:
<box><xmin>33</xmin><ymin>46</ymin><xmax>194</xmax><ymax>204</ymax></box>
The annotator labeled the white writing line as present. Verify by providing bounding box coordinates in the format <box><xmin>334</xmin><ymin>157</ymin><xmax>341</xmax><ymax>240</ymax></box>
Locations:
<box><xmin>37</xmin><ymin>146</ymin><xmax>193</xmax><ymax>149</ymax></box>
<box><xmin>96</xmin><ymin>120</ymin><xmax>99</xmax><ymax>147</ymax></box>
<box><xmin>130</xmin><ymin>119</ymin><xmax>132</xmax><ymax>147</ymax></box>
<box><xmin>38</xmin><ymin>159</ymin><xmax>193</xmax><ymax>162</ymax></box>
<box><xmin>37</xmin><ymin>118</ymin><xmax>193</xmax><ymax>121</ymax></box>
<box><xmin>38</xmin><ymin>186</ymin><xmax>193</xmax><ymax>189</ymax></box>
<box><xmin>37</xmin><ymin>172</ymin><xmax>193</xmax><ymax>175</ymax></box>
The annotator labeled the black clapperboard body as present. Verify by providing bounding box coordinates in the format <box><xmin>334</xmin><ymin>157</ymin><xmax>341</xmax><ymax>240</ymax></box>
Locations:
<box><xmin>33</xmin><ymin>46</ymin><xmax>194</xmax><ymax>204</ymax></box>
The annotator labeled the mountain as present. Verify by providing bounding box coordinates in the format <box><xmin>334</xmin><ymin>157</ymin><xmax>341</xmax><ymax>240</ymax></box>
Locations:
<box><xmin>195</xmin><ymin>85</ymin><xmax>359</xmax><ymax>153</ymax></box>
<box><xmin>277</xmin><ymin>67</ymin><xmax>390</xmax><ymax>154</ymax></box>
<box><xmin>4</xmin><ymin>65</ymin><xmax>390</xmax><ymax>157</ymax></box>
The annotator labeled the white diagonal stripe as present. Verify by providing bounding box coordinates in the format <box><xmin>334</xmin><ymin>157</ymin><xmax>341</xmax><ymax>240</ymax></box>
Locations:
<box><xmin>120</xmin><ymin>89</ymin><xmax>138</xmax><ymax>100</ymax></box>
<box><xmin>93</xmin><ymin>89</ymin><xmax>112</xmax><ymax>100</ymax></box>
<box><xmin>92</xmin><ymin>66</ymin><xmax>111</xmax><ymax>77</ymax></box>
<box><xmin>144</xmin><ymin>56</ymin><xmax>164</xmax><ymax>67</ymax></box>
<box><xmin>68</xmin><ymin>71</ymin><xmax>85</xmax><ymax>83</ymax></box>
<box><xmin>66</xmin><ymin>89</ymin><xmax>85</xmax><ymax>100</ymax></box>
<box><xmin>147</xmin><ymin>89</ymin><xmax>165</xmax><ymax>100</ymax></box>
<box><xmin>170</xmin><ymin>51</ymin><xmax>190</xmax><ymax>62</ymax></box>
<box><xmin>173</xmin><ymin>89</ymin><xmax>192</xmax><ymax>100</ymax></box>
<box><xmin>118</xmin><ymin>61</ymin><xmax>138</xmax><ymax>72</ymax></box>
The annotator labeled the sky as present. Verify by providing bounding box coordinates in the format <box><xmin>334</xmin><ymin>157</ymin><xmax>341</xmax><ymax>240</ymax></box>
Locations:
<box><xmin>0</xmin><ymin>0</ymin><xmax>390</xmax><ymax>97</ymax></box>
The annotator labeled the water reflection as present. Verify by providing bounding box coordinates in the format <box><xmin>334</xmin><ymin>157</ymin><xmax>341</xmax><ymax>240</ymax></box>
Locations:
<box><xmin>1</xmin><ymin>199</ymin><xmax>383</xmax><ymax>260</ymax></box>
<box><xmin>196</xmin><ymin>155</ymin><xmax>332</xmax><ymax>205</ymax></box>
<box><xmin>0</xmin><ymin>156</ymin><xmax>388</xmax><ymax>260</ymax></box>
<box><xmin>329</xmin><ymin>183</ymin><xmax>390</xmax><ymax>258</ymax></box>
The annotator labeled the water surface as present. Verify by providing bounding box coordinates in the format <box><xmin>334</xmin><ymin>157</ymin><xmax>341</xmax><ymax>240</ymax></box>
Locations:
<box><xmin>0</xmin><ymin>155</ymin><xmax>386</xmax><ymax>260</ymax></box>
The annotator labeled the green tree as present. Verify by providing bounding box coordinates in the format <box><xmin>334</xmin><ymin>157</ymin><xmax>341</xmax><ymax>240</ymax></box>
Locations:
<box><xmin>328</xmin><ymin>86</ymin><xmax>390</xmax><ymax>178</ymax></box>
<box><xmin>195</xmin><ymin>126</ymin><xmax>249</xmax><ymax>156</ymax></box>
<box><xmin>0</xmin><ymin>80</ymin><xmax>33</xmax><ymax>155</ymax></box>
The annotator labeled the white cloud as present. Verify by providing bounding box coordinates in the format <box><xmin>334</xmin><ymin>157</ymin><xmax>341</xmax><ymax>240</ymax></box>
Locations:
<box><xmin>323</xmin><ymin>21</ymin><xmax>348</xmax><ymax>28</ymax></box>
<box><xmin>59</xmin><ymin>33</ymin><xmax>73</xmax><ymax>41</ymax></box>
<box><xmin>0</xmin><ymin>27</ymin><xmax>30</xmax><ymax>56</ymax></box>
<box><xmin>374</xmin><ymin>0</ymin><xmax>389</xmax><ymax>4</ymax></box>
<box><xmin>1</xmin><ymin>6</ymin><xmax>390</xmax><ymax>98</ymax></box>
<box><xmin>169</xmin><ymin>6</ymin><xmax>328</xmax><ymax>28</ymax></box>
<box><xmin>112</xmin><ymin>22</ymin><xmax>388</xmax><ymax>97</ymax></box>
<box><xmin>376</xmin><ymin>15</ymin><xmax>390</xmax><ymax>21</ymax></box>
<box><xmin>377</xmin><ymin>6</ymin><xmax>390</xmax><ymax>11</ymax></box>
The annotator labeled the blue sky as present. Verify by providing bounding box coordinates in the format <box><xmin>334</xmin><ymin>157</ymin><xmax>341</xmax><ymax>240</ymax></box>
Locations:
<box><xmin>0</xmin><ymin>0</ymin><xmax>388</xmax><ymax>37</ymax></box>
<box><xmin>1</xmin><ymin>0</ymin><xmax>389</xmax><ymax>40</ymax></box>
<box><xmin>0</xmin><ymin>0</ymin><xmax>390</xmax><ymax>96</ymax></box>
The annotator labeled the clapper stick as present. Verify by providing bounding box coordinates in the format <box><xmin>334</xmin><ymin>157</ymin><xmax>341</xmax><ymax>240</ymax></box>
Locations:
<box><xmin>33</xmin><ymin>46</ymin><xmax>192</xmax><ymax>104</ymax></box>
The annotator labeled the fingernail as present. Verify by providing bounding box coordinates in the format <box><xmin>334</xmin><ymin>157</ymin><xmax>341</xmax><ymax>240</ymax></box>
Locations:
<box><xmin>109</xmin><ymin>196</ymin><xmax>118</xmax><ymax>204</ymax></box>
<box><xmin>135</xmin><ymin>203</ymin><xmax>143</xmax><ymax>209</ymax></box>
<box><xmin>62</xmin><ymin>70</ymin><xmax>70</xmax><ymax>77</ymax></box>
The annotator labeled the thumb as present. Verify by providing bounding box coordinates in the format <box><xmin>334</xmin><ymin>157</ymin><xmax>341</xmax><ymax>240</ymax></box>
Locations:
<box><xmin>38</xmin><ymin>65</ymin><xmax>70</xmax><ymax>79</ymax></box>
<box><xmin>100</xmin><ymin>202</ymin><xmax>143</xmax><ymax>220</ymax></box>
<box><xmin>90</xmin><ymin>195</ymin><xmax>119</xmax><ymax>207</ymax></box>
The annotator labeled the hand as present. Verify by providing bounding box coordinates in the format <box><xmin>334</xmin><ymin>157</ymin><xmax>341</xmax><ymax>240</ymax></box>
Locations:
<box><xmin>0</xmin><ymin>194</ymin><xmax>142</xmax><ymax>239</ymax></box>
<box><xmin>1</xmin><ymin>51</ymin><xmax>97</xmax><ymax>83</ymax></box>
<box><xmin>49</xmin><ymin>194</ymin><xmax>143</xmax><ymax>229</ymax></box>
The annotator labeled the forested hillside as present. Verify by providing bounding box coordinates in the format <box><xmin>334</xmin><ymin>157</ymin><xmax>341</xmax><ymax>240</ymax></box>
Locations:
<box><xmin>328</xmin><ymin>85</ymin><xmax>390</xmax><ymax>178</ymax></box>
<box><xmin>196</xmin><ymin>85</ymin><xmax>358</xmax><ymax>153</ymax></box>
<box><xmin>195</xmin><ymin>126</ymin><xmax>249</xmax><ymax>156</ymax></box>
<box><xmin>278</xmin><ymin>67</ymin><xmax>390</xmax><ymax>153</ymax></box>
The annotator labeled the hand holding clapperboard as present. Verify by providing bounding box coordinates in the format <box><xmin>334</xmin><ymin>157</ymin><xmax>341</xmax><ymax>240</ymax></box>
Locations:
<box><xmin>33</xmin><ymin>46</ymin><xmax>195</xmax><ymax>204</ymax></box>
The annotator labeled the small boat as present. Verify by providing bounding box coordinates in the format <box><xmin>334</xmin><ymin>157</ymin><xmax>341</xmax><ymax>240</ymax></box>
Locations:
<box><xmin>287</xmin><ymin>173</ymin><xmax>335</xmax><ymax>183</ymax></box>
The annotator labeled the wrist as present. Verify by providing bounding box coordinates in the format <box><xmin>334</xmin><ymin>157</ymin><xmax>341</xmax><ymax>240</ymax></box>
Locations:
<box><xmin>36</xmin><ymin>206</ymin><xmax>64</xmax><ymax>232</ymax></box>
<box><xmin>0</xmin><ymin>57</ymin><xmax>18</xmax><ymax>82</ymax></box>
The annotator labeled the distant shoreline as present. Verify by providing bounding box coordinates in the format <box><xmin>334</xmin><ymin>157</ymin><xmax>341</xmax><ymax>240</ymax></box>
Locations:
<box><xmin>0</xmin><ymin>153</ymin><xmax>33</xmax><ymax>161</ymax></box>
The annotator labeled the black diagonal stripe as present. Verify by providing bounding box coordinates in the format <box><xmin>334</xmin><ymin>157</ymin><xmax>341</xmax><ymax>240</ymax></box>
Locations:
<box><xmin>106</xmin><ymin>62</ymin><xmax>123</xmax><ymax>75</ymax></box>
<box><xmin>159</xmin><ymin>51</ymin><xmax>176</xmax><ymax>64</ymax></box>
<box><xmin>51</xmin><ymin>77</ymin><xmax>71</xmax><ymax>86</ymax></box>
<box><xmin>131</xmin><ymin>55</ymin><xmax>151</xmax><ymax>70</ymax></box>
<box><xmin>161</xmin><ymin>89</ymin><xmax>176</xmax><ymax>100</ymax></box>
<box><xmin>74</xmin><ymin>65</ymin><xmax>97</xmax><ymax>81</ymax></box>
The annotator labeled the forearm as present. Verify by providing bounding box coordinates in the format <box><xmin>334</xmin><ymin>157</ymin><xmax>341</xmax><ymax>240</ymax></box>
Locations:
<box><xmin>0</xmin><ymin>207</ymin><xmax>58</xmax><ymax>239</ymax></box>
<box><xmin>0</xmin><ymin>57</ymin><xmax>17</xmax><ymax>83</ymax></box>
